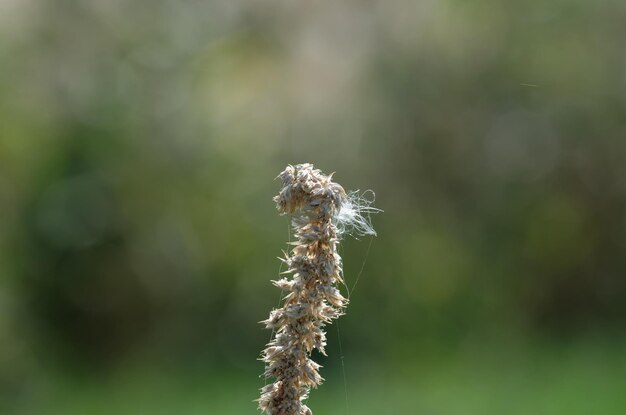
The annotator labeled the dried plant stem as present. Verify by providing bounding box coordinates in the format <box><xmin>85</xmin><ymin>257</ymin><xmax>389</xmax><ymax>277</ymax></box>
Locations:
<box><xmin>258</xmin><ymin>164</ymin><xmax>376</xmax><ymax>415</ymax></box>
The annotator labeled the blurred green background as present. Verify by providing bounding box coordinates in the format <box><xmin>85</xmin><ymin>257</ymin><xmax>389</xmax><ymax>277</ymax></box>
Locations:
<box><xmin>2</xmin><ymin>0</ymin><xmax>626</xmax><ymax>414</ymax></box>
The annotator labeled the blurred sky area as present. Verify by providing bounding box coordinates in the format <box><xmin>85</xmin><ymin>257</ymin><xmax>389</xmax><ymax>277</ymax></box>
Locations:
<box><xmin>2</xmin><ymin>0</ymin><xmax>626</xmax><ymax>414</ymax></box>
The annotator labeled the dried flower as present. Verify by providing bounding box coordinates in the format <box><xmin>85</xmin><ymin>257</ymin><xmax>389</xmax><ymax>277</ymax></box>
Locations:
<box><xmin>258</xmin><ymin>163</ymin><xmax>378</xmax><ymax>415</ymax></box>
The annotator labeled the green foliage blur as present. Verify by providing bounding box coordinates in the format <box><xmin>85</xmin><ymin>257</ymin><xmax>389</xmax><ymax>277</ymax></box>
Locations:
<box><xmin>2</xmin><ymin>1</ymin><xmax>626</xmax><ymax>413</ymax></box>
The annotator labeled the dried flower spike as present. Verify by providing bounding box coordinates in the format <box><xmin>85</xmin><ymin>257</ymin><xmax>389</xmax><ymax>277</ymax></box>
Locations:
<box><xmin>258</xmin><ymin>163</ymin><xmax>378</xmax><ymax>415</ymax></box>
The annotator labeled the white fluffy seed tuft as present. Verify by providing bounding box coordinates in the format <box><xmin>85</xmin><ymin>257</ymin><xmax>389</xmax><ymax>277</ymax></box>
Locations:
<box><xmin>335</xmin><ymin>190</ymin><xmax>382</xmax><ymax>237</ymax></box>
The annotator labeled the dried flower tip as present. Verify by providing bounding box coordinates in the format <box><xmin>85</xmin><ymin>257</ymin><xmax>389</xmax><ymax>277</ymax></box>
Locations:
<box><xmin>259</xmin><ymin>164</ymin><xmax>378</xmax><ymax>415</ymax></box>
